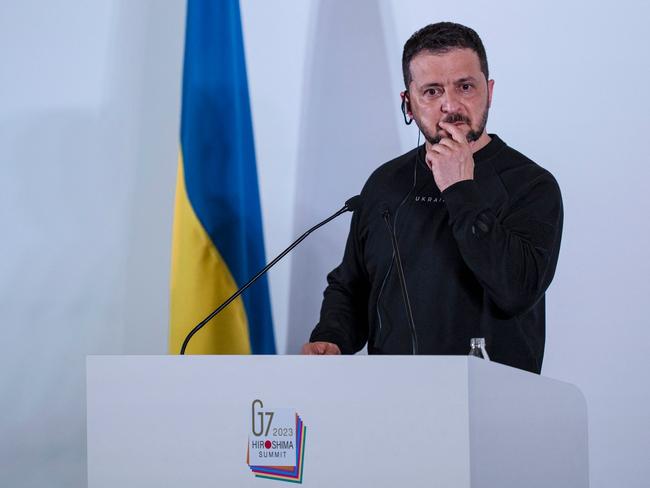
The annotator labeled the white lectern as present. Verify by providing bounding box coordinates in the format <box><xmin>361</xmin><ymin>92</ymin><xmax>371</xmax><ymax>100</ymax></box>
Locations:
<box><xmin>87</xmin><ymin>356</ymin><xmax>588</xmax><ymax>487</ymax></box>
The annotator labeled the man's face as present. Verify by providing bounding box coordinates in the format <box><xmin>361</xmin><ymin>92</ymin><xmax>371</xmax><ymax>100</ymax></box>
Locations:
<box><xmin>405</xmin><ymin>48</ymin><xmax>494</xmax><ymax>145</ymax></box>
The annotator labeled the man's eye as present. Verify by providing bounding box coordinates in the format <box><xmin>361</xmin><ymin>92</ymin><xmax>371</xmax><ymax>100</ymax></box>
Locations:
<box><xmin>425</xmin><ymin>88</ymin><xmax>440</xmax><ymax>96</ymax></box>
<box><xmin>461</xmin><ymin>83</ymin><xmax>473</xmax><ymax>91</ymax></box>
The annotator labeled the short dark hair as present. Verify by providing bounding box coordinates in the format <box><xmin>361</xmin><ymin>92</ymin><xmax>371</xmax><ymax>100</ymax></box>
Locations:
<box><xmin>402</xmin><ymin>22</ymin><xmax>489</xmax><ymax>88</ymax></box>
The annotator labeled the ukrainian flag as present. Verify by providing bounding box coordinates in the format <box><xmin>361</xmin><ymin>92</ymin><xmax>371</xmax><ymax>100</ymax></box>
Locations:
<box><xmin>169</xmin><ymin>0</ymin><xmax>276</xmax><ymax>354</ymax></box>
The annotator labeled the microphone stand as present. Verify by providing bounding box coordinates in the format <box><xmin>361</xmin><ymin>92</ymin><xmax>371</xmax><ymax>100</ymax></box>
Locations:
<box><xmin>180</xmin><ymin>197</ymin><xmax>360</xmax><ymax>354</ymax></box>
<box><xmin>382</xmin><ymin>209</ymin><xmax>419</xmax><ymax>355</ymax></box>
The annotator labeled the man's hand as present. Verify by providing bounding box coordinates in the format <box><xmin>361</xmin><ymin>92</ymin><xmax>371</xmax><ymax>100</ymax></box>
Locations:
<box><xmin>426</xmin><ymin>121</ymin><xmax>475</xmax><ymax>192</ymax></box>
<box><xmin>300</xmin><ymin>341</ymin><xmax>341</xmax><ymax>355</ymax></box>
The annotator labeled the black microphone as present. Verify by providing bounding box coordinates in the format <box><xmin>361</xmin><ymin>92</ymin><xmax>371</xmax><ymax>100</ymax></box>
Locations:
<box><xmin>382</xmin><ymin>207</ymin><xmax>419</xmax><ymax>355</ymax></box>
<box><xmin>180</xmin><ymin>195</ymin><xmax>363</xmax><ymax>354</ymax></box>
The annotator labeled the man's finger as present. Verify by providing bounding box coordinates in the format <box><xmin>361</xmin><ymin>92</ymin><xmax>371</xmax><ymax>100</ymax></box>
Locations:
<box><xmin>427</xmin><ymin>144</ymin><xmax>450</xmax><ymax>156</ymax></box>
<box><xmin>324</xmin><ymin>343</ymin><xmax>342</xmax><ymax>355</ymax></box>
<box><xmin>301</xmin><ymin>341</ymin><xmax>341</xmax><ymax>355</ymax></box>
<box><xmin>426</xmin><ymin>150</ymin><xmax>444</xmax><ymax>167</ymax></box>
<box><xmin>436</xmin><ymin>137</ymin><xmax>458</xmax><ymax>150</ymax></box>
<box><xmin>438</xmin><ymin>122</ymin><xmax>467</xmax><ymax>144</ymax></box>
<box><xmin>431</xmin><ymin>140</ymin><xmax>453</xmax><ymax>149</ymax></box>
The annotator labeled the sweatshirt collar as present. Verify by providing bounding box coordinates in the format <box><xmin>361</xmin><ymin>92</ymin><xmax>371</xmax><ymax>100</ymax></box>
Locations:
<box><xmin>473</xmin><ymin>133</ymin><xmax>505</xmax><ymax>163</ymax></box>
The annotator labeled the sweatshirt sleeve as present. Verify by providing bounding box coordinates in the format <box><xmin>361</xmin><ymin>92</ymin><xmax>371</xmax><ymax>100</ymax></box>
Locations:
<box><xmin>309</xmin><ymin>209</ymin><xmax>370</xmax><ymax>354</ymax></box>
<box><xmin>442</xmin><ymin>173</ymin><xmax>563</xmax><ymax>317</ymax></box>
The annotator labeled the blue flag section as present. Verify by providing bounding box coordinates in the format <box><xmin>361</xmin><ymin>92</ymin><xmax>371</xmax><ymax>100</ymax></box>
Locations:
<box><xmin>169</xmin><ymin>0</ymin><xmax>276</xmax><ymax>354</ymax></box>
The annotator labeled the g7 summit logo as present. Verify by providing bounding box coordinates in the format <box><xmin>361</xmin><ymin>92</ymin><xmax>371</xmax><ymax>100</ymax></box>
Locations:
<box><xmin>246</xmin><ymin>399</ymin><xmax>306</xmax><ymax>483</ymax></box>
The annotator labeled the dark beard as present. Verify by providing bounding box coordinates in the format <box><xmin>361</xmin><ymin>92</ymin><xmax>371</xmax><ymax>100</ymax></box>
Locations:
<box><xmin>421</xmin><ymin>104</ymin><xmax>489</xmax><ymax>145</ymax></box>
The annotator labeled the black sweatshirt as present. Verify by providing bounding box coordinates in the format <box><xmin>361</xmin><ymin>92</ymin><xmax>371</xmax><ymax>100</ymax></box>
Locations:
<box><xmin>310</xmin><ymin>135</ymin><xmax>563</xmax><ymax>374</ymax></box>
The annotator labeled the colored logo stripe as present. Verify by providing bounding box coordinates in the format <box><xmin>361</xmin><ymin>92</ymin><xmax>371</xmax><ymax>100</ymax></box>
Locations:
<box><xmin>249</xmin><ymin>415</ymin><xmax>306</xmax><ymax>483</ymax></box>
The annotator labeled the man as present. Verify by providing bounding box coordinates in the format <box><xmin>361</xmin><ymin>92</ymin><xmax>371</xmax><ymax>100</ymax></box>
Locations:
<box><xmin>301</xmin><ymin>22</ymin><xmax>563</xmax><ymax>374</ymax></box>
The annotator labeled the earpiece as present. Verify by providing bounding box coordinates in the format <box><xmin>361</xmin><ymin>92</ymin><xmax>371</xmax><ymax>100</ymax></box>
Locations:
<box><xmin>400</xmin><ymin>91</ymin><xmax>413</xmax><ymax>125</ymax></box>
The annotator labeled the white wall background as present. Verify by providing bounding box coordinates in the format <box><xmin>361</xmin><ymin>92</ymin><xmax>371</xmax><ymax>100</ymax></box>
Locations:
<box><xmin>0</xmin><ymin>1</ymin><xmax>185</xmax><ymax>486</ymax></box>
<box><xmin>0</xmin><ymin>0</ymin><xmax>648</xmax><ymax>487</ymax></box>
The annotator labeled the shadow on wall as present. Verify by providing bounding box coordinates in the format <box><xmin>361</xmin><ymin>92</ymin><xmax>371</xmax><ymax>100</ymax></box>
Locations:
<box><xmin>285</xmin><ymin>0</ymin><xmax>401</xmax><ymax>353</ymax></box>
<box><xmin>0</xmin><ymin>103</ymin><xmax>137</xmax><ymax>488</ymax></box>
<box><xmin>0</xmin><ymin>1</ymin><xmax>184</xmax><ymax>487</ymax></box>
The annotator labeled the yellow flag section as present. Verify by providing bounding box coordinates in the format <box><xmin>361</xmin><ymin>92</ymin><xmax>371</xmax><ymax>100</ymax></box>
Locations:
<box><xmin>169</xmin><ymin>154</ymin><xmax>251</xmax><ymax>354</ymax></box>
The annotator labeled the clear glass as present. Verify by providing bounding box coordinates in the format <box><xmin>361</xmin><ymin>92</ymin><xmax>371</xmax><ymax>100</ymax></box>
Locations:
<box><xmin>469</xmin><ymin>337</ymin><xmax>490</xmax><ymax>360</ymax></box>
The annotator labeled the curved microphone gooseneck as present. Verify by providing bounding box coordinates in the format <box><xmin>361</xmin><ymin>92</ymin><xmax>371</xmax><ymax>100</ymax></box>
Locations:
<box><xmin>180</xmin><ymin>195</ymin><xmax>362</xmax><ymax>355</ymax></box>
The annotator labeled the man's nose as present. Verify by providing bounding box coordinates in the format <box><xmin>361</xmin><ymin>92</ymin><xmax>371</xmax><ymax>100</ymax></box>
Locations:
<box><xmin>440</xmin><ymin>90</ymin><xmax>461</xmax><ymax>113</ymax></box>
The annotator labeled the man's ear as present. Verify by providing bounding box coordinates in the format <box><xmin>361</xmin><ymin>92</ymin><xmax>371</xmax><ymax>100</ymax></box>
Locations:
<box><xmin>400</xmin><ymin>91</ymin><xmax>413</xmax><ymax>125</ymax></box>
<box><xmin>487</xmin><ymin>79</ymin><xmax>494</xmax><ymax>108</ymax></box>
<box><xmin>401</xmin><ymin>90</ymin><xmax>412</xmax><ymax>115</ymax></box>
